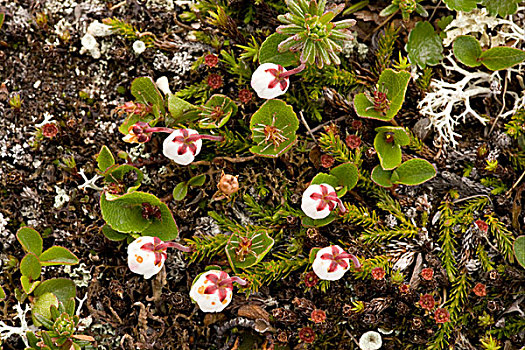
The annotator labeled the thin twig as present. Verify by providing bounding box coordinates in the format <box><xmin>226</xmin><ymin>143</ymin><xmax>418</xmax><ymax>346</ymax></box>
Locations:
<box><xmin>364</xmin><ymin>12</ymin><xmax>396</xmax><ymax>41</ymax></box>
<box><xmin>428</xmin><ymin>0</ymin><xmax>443</xmax><ymax>22</ymax></box>
<box><xmin>299</xmin><ymin>111</ymin><xmax>317</xmax><ymax>143</ymax></box>
<box><xmin>506</xmin><ymin>169</ymin><xmax>525</xmax><ymax>196</ymax></box>
<box><xmin>488</xmin><ymin>74</ymin><xmax>508</xmax><ymax>136</ymax></box>
<box><xmin>452</xmin><ymin>194</ymin><xmax>490</xmax><ymax>205</ymax></box>
<box><xmin>310</xmin><ymin>116</ymin><xmax>349</xmax><ymax>133</ymax></box>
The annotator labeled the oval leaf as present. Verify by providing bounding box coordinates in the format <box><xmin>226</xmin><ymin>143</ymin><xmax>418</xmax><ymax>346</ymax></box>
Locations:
<box><xmin>481</xmin><ymin>0</ymin><xmax>519</xmax><ymax>17</ymax></box>
<box><xmin>330</xmin><ymin>163</ymin><xmax>359</xmax><ymax>190</ymax></box>
<box><xmin>131</xmin><ymin>77</ymin><xmax>165</xmax><ymax>118</ymax></box>
<box><xmin>39</xmin><ymin>247</ymin><xmax>79</xmax><ymax>266</ymax></box>
<box><xmin>453</xmin><ymin>35</ymin><xmax>482</xmax><ymax>67</ymax></box>
<box><xmin>101</xmin><ymin>224</ymin><xmax>128</xmax><ymax>241</ymax></box>
<box><xmin>514</xmin><ymin>235</ymin><xmax>525</xmax><ymax>269</ymax></box>
<box><xmin>34</xmin><ymin>278</ymin><xmax>76</xmax><ymax>305</ymax></box>
<box><xmin>173</xmin><ymin>182</ymin><xmax>189</xmax><ymax>201</ymax></box>
<box><xmin>443</xmin><ymin>0</ymin><xmax>480</xmax><ymax>12</ymax></box>
<box><xmin>259</xmin><ymin>33</ymin><xmax>299</xmax><ymax>67</ymax></box>
<box><xmin>225</xmin><ymin>230</ymin><xmax>275</xmax><ymax>272</ymax></box>
<box><xmin>20</xmin><ymin>253</ymin><xmax>42</xmax><ymax>280</ymax></box>
<box><xmin>32</xmin><ymin>292</ymin><xmax>58</xmax><ymax>327</ymax></box>
<box><xmin>374</xmin><ymin>133</ymin><xmax>402</xmax><ymax>170</ymax></box>
<box><xmin>479</xmin><ymin>47</ymin><xmax>525</xmax><ymax>71</ymax></box>
<box><xmin>393</xmin><ymin>159</ymin><xmax>437</xmax><ymax>185</ymax></box>
<box><xmin>371</xmin><ymin>165</ymin><xmax>394</xmax><ymax>188</ymax></box>
<box><xmin>407</xmin><ymin>21</ymin><xmax>444</xmax><ymax>69</ymax></box>
<box><xmin>16</xmin><ymin>227</ymin><xmax>43</xmax><ymax>256</ymax></box>
<box><xmin>97</xmin><ymin>145</ymin><xmax>115</xmax><ymax>173</ymax></box>
<box><xmin>188</xmin><ymin>174</ymin><xmax>206</xmax><ymax>187</ymax></box>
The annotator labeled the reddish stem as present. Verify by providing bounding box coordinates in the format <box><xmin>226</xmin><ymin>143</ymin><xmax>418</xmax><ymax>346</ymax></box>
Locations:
<box><xmin>162</xmin><ymin>242</ymin><xmax>193</xmax><ymax>252</ymax></box>
<box><xmin>219</xmin><ymin>276</ymin><xmax>248</xmax><ymax>287</ymax></box>
<box><xmin>186</xmin><ymin>134</ymin><xmax>225</xmax><ymax>142</ymax></box>
<box><xmin>337</xmin><ymin>253</ymin><xmax>361</xmax><ymax>269</ymax></box>
<box><xmin>279</xmin><ymin>63</ymin><xmax>306</xmax><ymax>79</ymax></box>
<box><xmin>143</xmin><ymin>127</ymin><xmax>175</xmax><ymax>134</ymax></box>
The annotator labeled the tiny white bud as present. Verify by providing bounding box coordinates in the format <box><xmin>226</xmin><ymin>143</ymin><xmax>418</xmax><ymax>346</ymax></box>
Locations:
<box><xmin>127</xmin><ymin>236</ymin><xmax>165</xmax><ymax>279</ymax></box>
<box><xmin>133</xmin><ymin>40</ymin><xmax>147</xmax><ymax>55</ymax></box>
<box><xmin>359</xmin><ymin>331</ymin><xmax>382</xmax><ymax>350</ymax></box>
<box><xmin>250</xmin><ymin>63</ymin><xmax>289</xmax><ymax>99</ymax></box>
<box><xmin>87</xmin><ymin>20</ymin><xmax>114</xmax><ymax>37</ymax></box>
<box><xmin>156</xmin><ymin>76</ymin><xmax>172</xmax><ymax>95</ymax></box>
<box><xmin>81</xmin><ymin>33</ymin><xmax>98</xmax><ymax>51</ymax></box>
<box><xmin>189</xmin><ymin>270</ymin><xmax>234</xmax><ymax>313</ymax></box>
<box><xmin>163</xmin><ymin>129</ymin><xmax>202</xmax><ymax>165</ymax></box>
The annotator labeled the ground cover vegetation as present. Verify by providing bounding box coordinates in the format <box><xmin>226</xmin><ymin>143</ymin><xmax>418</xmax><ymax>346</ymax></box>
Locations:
<box><xmin>0</xmin><ymin>0</ymin><xmax>525</xmax><ymax>349</ymax></box>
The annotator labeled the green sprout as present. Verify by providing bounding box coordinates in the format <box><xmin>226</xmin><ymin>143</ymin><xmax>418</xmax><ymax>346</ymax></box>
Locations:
<box><xmin>276</xmin><ymin>0</ymin><xmax>356</xmax><ymax>68</ymax></box>
<box><xmin>380</xmin><ymin>0</ymin><xmax>428</xmax><ymax>22</ymax></box>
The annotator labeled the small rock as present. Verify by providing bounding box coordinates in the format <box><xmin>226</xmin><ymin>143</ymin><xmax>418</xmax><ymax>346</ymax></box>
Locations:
<box><xmin>413</xmin><ymin>117</ymin><xmax>432</xmax><ymax>141</ymax></box>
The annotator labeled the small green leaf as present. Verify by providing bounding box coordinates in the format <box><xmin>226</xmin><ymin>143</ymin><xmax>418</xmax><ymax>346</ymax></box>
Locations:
<box><xmin>249</xmin><ymin>99</ymin><xmax>299</xmax><ymax>158</ymax></box>
<box><xmin>308</xmin><ymin>248</ymin><xmax>321</xmax><ymax>264</ymax></box>
<box><xmin>198</xmin><ymin>95</ymin><xmax>237</xmax><ymax>129</ymax></box>
<box><xmin>330</xmin><ymin>163</ymin><xmax>359</xmax><ymax>190</ymax></box>
<box><xmin>20</xmin><ymin>253</ymin><xmax>42</xmax><ymax>280</ymax></box>
<box><xmin>188</xmin><ymin>174</ymin><xmax>206</xmax><ymax>187</ymax></box>
<box><xmin>301</xmin><ymin>214</ymin><xmax>336</xmax><ymax>228</ymax></box>
<box><xmin>21</xmin><ymin>276</ymin><xmax>41</xmax><ymax>294</ymax></box>
<box><xmin>479</xmin><ymin>47</ymin><xmax>525</xmax><ymax>71</ymax></box>
<box><xmin>39</xmin><ymin>247</ymin><xmax>79</xmax><ymax>266</ymax></box>
<box><xmin>514</xmin><ymin>236</ymin><xmax>525</xmax><ymax>269</ymax></box>
<box><xmin>393</xmin><ymin>159</ymin><xmax>437</xmax><ymax>185</ymax></box>
<box><xmin>225</xmin><ymin>230</ymin><xmax>275</xmax><ymax>272</ymax></box>
<box><xmin>310</xmin><ymin>173</ymin><xmax>340</xmax><ymax>188</ymax></box>
<box><xmin>131</xmin><ymin>77</ymin><xmax>165</xmax><ymax>118</ymax></box>
<box><xmin>32</xmin><ymin>292</ymin><xmax>58</xmax><ymax>327</ymax></box>
<box><xmin>443</xmin><ymin>0</ymin><xmax>480</xmax><ymax>12</ymax></box>
<box><xmin>0</xmin><ymin>285</ymin><xmax>5</xmax><ymax>301</ymax></box>
<box><xmin>374</xmin><ymin>133</ymin><xmax>402</xmax><ymax>170</ymax></box>
<box><xmin>259</xmin><ymin>33</ymin><xmax>299</xmax><ymax>67</ymax></box>
<box><xmin>100</xmin><ymin>191</ymin><xmax>179</xmax><ymax>241</ymax></box>
<box><xmin>173</xmin><ymin>182</ymin><xmax>189</xmax><ymax>201</ymax></box>
<box><xmin>104</xmin><ymin>164</ymin><xmax>143</xmax><ymax>194</ymax></box>
<box><xmin>16</xmin><ymin>227</ymin><xmax>43</xmax><ymax>256</ymax></box>
<box><xmin>96</xmin><ymin>146</ymin><xmax>115</xmax><ymax>173</ymax></box>
<box><xmin>371</xmin><ymin>165</ymin><xmax>394</xmax><ymax>188</ymax></box>
<box><xmin>481</xmin><ymin>0</ymin><xmax>519</xmax><ymax>17</ymax></box>
<box><xmin>453</xmin><ymin>36</ymin><xmax>482</xmax><ymax>67</ymax></box>
<box><xmin>406</xmin><ymin>21</ymin><xmax>444</xmax><ymax>69</ymax></box>
<box><xmin>167</xmin><ymin>94</ymin><xmax>196</xmax><ymax>123</ymax></box>
<box><xmin>353</xmin><ymin>69</ymin><xmax>411</xmax><ymax>121</ymax></box>
<box><xmin>101</xmin><ymin>224</ymin><xmax>128</xmax><ymax>241</ymax></box>
<box><xmin>118</xmin><ymin>113</ymin><xmax>155</xmax><ymax>135</ymax></box>
<box><xmin>379</xmin><ymin>4</ymin><xmax>399</xmax><ymax>16</ymax></box>
<box><xmin>34</xmin><ymin>278</ymin><xmax>76</xmax><ymax>305</ymax></box>
<box><xmin>0</xmin><ymin>13</ymin><xmax>5</xmax><ymax>30</ymax></box>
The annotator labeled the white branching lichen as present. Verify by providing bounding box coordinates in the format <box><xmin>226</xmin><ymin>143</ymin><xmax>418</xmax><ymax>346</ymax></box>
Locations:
<box><xmin>0</xmin><ymin>303</ymin><xmax>35</xmax><ymax>347</ymax></box>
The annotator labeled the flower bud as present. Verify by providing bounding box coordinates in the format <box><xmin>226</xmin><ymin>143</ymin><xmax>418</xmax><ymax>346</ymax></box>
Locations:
<box><xmin>250</xmin><ymin>63</ymin><xmax>290</xmax><ymax>99</ymax></box>
<box><xmin>163</xmin><ymin>129</ymin><xmax>202</xmax><ymax>165</ymax></box>
<box><xmin>217</xmin><ymin>172</ymin><xmax>239</xmax><ymax>196</ymax></box>
<box><xmin>301</xmin><ymin>183</ymin><xmax>345</xmax><ymax>220</ymax></box>
<box><xmin>156</xmin><ymin>76</ymin><xmax>172</xmax><ymax>95</ymax></box>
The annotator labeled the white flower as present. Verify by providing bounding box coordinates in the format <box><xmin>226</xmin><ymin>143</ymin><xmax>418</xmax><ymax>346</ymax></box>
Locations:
<box><xmin>87</xmin><ymin>20</ymin><xmax>114</xmax><ymax>37</ymax></box>
<box><xmin>133</xmin><ymin>40</ymin><xmax>146</xmax><ymax>55</ymax></box>
<box><xmin>127</xmin><ymin>236</ymin><xmax>167</xmax><ymax>279</ymax></box>
<box><xmin>359</xmin><ymin>331</ymin><xmax>382</xmax><ymax>350</ymax></box>
<box><xmin>301</xmin><ymin>183</ymin><xmax>345</xmax><ymax>220</ymax></box>
<box><xmin>312</xmin><ymin>245</ymin><xmax>359</xmax><ymax>281</ymax></box>
<box><xmin>250</xmin><ymin>63</ymin><xmax>290</xmax><ymax>99</ymax></box>
<box><xmin>163</xmin><ymin>129</ymin><xmax>202</xmax><ymax>165</ymax></box>
<box><xmin>189</xmin><ymin>270</ymin><xmax>235</xmax><ymax>313</ymax></box>
<box><xmin>156</xmin><ymin>76</ymin><xmax>172</xmax><ymax>95</ymax></box>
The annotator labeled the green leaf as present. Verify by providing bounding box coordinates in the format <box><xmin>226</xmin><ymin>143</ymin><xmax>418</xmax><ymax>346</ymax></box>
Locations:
<box><xmin>20</xmin><ymin>253</ymin><xmax>42</xmax><ymax>280</ymax></box>
<box><xmin>481</xmin><ymin>0</ymin><xmax>519</xmax><ymax>17</ymax></box>
<box><xmin>479</xmin><ymin>47</ymin><xmax>525</xmax><ymax>71</ymax></box>
<box><xmin>131</xmin><ymin>77</ymin><xmax>165</xmax><ymax>118</ymax></box>
<box><xmin>301</xmin><ymin>214</ymin><xmax>336</xmax><ymax>228</ymax></box>
<box><xmin>443</xmin><ymin>0</ymin><xmax>480</xmax><ymax>11</ymax></box>
<box><xmin>259</xmin><ymin>33</ymin><xmax>299</xmax><ymax>67</ymax></box>
<box><xmin>406</xmin><ymin>21</ymin><xmax>444</xmax><ymax>69</ymax></box>
<box><xmin>198</xmin><ymin>94</ymin><xmax>238</xmax><ymax>129</ymax></box>
<box><xmin>514</xmin><ymin>236</ymin><xmax>525</xmax><ymax>269</ymax></box>
<box><xmin>96</xmin><ymin>146</ymin><xmax>115</xmax><ymax>173</ymax></box>
<box><xmin>16</xmin><ymin>227</ymin><xmax>43</xmax><ymax>256</ymax></box>
<box><xmin>100</xmin><ymin>191</ymin><xmax>179</xmax><ymax>241</ymax></box>
<box><xmin>118</xmin><ymin>113</ymin><xmax>154</xmax><ymax>135</ymax></box>
<box><xmin>453</xmin><ymin>35</ymin><xmax>482</xmax><ymax>67</ymax></box>
<box><xmin>21</xmin><ymin>276</ymin><xmax>41</xmax><ymax>294</ymax></box>
<box><xmin>32</xmin><ymin>292</ymin><xmax>58</xmax><ymax>327</ymax></box>
<box><xmin>188</xmin><ymin>174</ymin><xmax>206</xmax><ymax>187</ymax></box>
<box><xmin>374</xmin><ymin>133</ymin><xmax>402</xmax><ymax>170</ymax></box>
<box><xmin>225</xmin><ymin>229</ymin><xmax>275</xmax><ymax>272</ymax></box>
<box><xmin>34</xmin><ymin>278</ymin><xmax>76</xmax><ymax>304</ymax></box>
<box><xmin>249</xmin><ymin>99</ymin><xmax>299</xmax><ymax>157</ymax></box>
<box><xmin>308</xmin><ymin>247</ymin><xmax>321</xmax><ymax>264</ymax></box>
<box><xmin>379</xmin><ymin>4</ymin><xmax>399</xmax><ymax>16</ymax></box>
<box><xmin>371</xmin><ymin>165</ymin><xmax>394</xmax><ymax>188</ymax></box>
<box><xmin>167</xmin><ymin>94</ymin><xmax>196</xmax><ymax>122</ymax></box>
<box><xmin>353</xmin><ymin>69</ymin><xmax>411</xmax><ymax>121</ymax></box>
<box><xmin>39</xmin><ymin>247</ymin><xmax>79</xmax><ymax>266</ymax></box>
<box><xmin>310</xmin><ymin>173</ymin><xmax>340</xmax><ymax>188</ymax></box>
<box><xmin>330</xmin><ymin>163</ymin><xmax>359</xmax><ymax>190</ymax></box>
<box><xmin>393</xmin><ymin>159</ymin><xmax>437</xmax><ymax>185</ymax></box>
<box><xmin>173</xmin><ymin>182</ymin><xmax>189</xmax><ymax>201</ymax></box>
<box><xmin>101</xmin><ymin>224</ymin><xmax>128</xmax><ymax>241</ymax></box>
<box><xmin>0</xmin><ymin>13</ymin><xmax>4</xmax><ymax>30</ymax></box>
<box><xmin>0</xmin><ymin>285</ymin><xmax>5</xmax><ymax>300</ymax></box>
<box><xmin>104</xmin><ymin>164</ymin><xmax>143</xmax><ymax>194</ymax></box>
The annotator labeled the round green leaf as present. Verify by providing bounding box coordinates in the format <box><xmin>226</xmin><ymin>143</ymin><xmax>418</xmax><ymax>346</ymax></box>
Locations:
<box><xmin>249</xmin><ymin>99</ymin><xmax>299</xmax><ymax>158</ymax></box>
<box><xmin>482</xmin><ymin>0</ymin><xmax>519</xmax><ymax>17</ymax></box>
<box><xmin>131</xmin><ymin>77</ymin><xmax>165</xmax><ymax>118</ymax></box>
<box><xmin>393</xmin><ymin>159</ymin><xmax>437</xmax><ymax>185</ymax></box>
<box><xmin>104</xmin><ymin>164</ymin><xmax>144</xmax><ymax>194</ymax></box>
<box><xmin>168</xmin><ymin>94</ymin><xmax>196</xmax><ymax>123</ymax></box>
<box><xmin>225</xmin><ymin>230</ymin><xmax>275</xmax><ymax>272</ymax></box>
<box><xmin>32</xmin><ymin>292</ymin><xmax>58</xmax><ymax>327</ymax></box>
<box><xmin>96</xmin><ymin>146</ymin><xmax>115</xmax><ymax>173</ymax></box>
<box><xmin>198</xmin><ymin>94</ymin><xmax>237</xmax><ymax>129</ymax></box>
<box><xmin>310</xmin><ymin>173</ymin><xmax>340</xmax><ymax>188</ymax></box>
<box><xmin>514</xmin><ymin>235</ymin><xmax>525</xmax><ymax>269</ymax></box>
<box><xmin>374</xmin><ymin>133</ymin><xmax>402</xmax><ymax>170</ymax></box>
<box><xmin>375</xmin><ymin>126</ymin><xmax>410</xmax><ymax>146</ymax></box>
<box><xmin>371</xmin><ymin>165</ymin><xmax>394</xmax><ymax>188</ymax></box>
<box><xmin>406</xmin><ymin>21</ymin><xmax>444</xmax><ymax>69</ymax></box>
<box><xmin>20</xmin><ymin>253</ymin><xmax>42</xmax><ymax>280</ymax></box>
<box><xmin>330</xmin><ymin>163</ymin><xmax>359</xmax><ymax>190</ymax></box>
<box><xmin>101</xmin><ymin>224</ymin><xmax>128</xmax><ymax>241</ymax></box>
<box><xmin>39</xmin><ymin>247</ymin><xmax>79</xmax><ymax>266</ymax></box>
<box><xmin>453</xmin><ymin>36</ymin><xmax>482</xmax><ymax>67</ymax></box>
<box><xmin>479</xmin><ymin>47</ymin><xmax>525</xmax><ymax>71</ymax></box>
<box><xmin>34</xmin><ymin>278</ymin><xmax>76</xmax><ymax>305</ymax></box>
<box><xmin>443</xmin><ymin>0</ymin><xmax>480</xmax><ymax>12</ymax></box>
<box><xmin>21</xmin><ymin>276</ymin><xmax>40</xmax><ymax>294</ymax></box>
<box><xmin>16</xmin><ymin>227</ymin><xmax>43</xmax><ymax>256</ymax></box>
<box><xmin>353</xmin><ymin>69</ymin><xmax>411</xmax><ymax>121</ymax></box>
<box><xmin>259</xmin><ymin>33</ymin><xmax>299</xmax><ymax>67</ymax></box>
<box><xmin>173</xmin><ymin>182</ymin><xmax>189</xmax><ymax>201</ymax></box>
